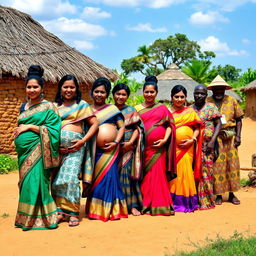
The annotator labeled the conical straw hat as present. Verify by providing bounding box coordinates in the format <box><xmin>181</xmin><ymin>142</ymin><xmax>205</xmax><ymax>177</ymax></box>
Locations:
<box><xmin>207</xmin><ymin>75</ymin><xmax>232</xmax><ymax>90</ymax></box>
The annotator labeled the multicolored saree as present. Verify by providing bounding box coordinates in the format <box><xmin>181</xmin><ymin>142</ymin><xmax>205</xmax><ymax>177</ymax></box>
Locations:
<box><xmin>14</xmin><ymin>101</ymin><xmax>61</xmax><ymax>230</ymax></box>
<box><xmin>86</xmin><ymin>104</ymin><xmax>128</xmax><ymax>221</ymax></box>
<box><xmin>136</xmin><ymin>103</ymin><xmax>176</xmax><ymax>216</ymax></box>
<box><xmin>170</xmin><ymin>107</ymin><xmax>202</xmax><ymax>212</ymax></box>
<box><xmin>119</xmin><ymin>105</ymin><xmax>144</xmax><ymax>212</ymax></box>
<box><xmin>52</xmin><ymin>100</ymin><xmax>95</xmax><ymax>217</ymax></box>
<box><xmin>193</xmin><ymin>103</ymin><xmax>221</xmax><ymax>210</ymax></box>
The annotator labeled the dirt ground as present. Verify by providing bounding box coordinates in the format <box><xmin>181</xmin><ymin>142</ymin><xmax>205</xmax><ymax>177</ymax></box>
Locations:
<box><xmin>0</xmin><ymin>118</ymin><xmax>256</xmax><ymax>256</ymax></box>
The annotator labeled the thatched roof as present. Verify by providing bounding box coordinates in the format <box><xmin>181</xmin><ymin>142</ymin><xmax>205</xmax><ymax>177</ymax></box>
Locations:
<box><xmin>0</xmin><ymin>5</ymin><xmax>118</xmax><ymax>84</ymax></box>
<box><xmin>241</xmin><ymin>79</ymin><xmax>256</xmax><ymax>92</ymax></box>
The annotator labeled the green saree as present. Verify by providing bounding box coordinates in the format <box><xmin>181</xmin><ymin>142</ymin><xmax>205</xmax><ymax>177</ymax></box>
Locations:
<box><xmin>14</xmin><ymin>101</ymin><xmax>61</xmax><ymax>230</ymax></box>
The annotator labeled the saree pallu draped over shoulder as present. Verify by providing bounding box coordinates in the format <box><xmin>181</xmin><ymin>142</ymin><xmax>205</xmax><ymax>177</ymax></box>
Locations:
<box><xmin>14</xmin><ymin>101</ymin><xmax>61</xmax><ymax>231</ymax></box>
<box><xmin>119</xmin><ymin>105</ymin><xmax>144</xmax><ymax>212</ymax></box>
<box><xmin>52</xmin><ymin>100</ymin><xmax>95</xmax><ymax>217</ymax></box>
<box><xmin>86</xmin><ymin>104</ymin><xmax>128</xmax><ymax>221</ymax></box>
<box><xmin>136</xmin><ymin>103</ymin><xmax>176</xmax><ymax>216</ymax></box>
<box><xmin>170</xmin><ymin>107</ymin><xmax>203</xmax><ymax>213</ymax></box>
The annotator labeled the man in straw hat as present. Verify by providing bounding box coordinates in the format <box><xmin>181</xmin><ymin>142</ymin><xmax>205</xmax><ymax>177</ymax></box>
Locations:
<box><xmin>207</xmin><ymin>75</ymin><xmax>244</xmax><ymax>205</ymax></box>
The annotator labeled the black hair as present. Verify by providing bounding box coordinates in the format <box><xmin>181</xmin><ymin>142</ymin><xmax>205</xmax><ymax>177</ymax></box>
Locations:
<box><xmin>26</xmin><ymin>65</ymin><xmax>44</xmax><ymax>87</ymax></box>
<box><xmin>143</xmin><ymin>75</ymin><xmax>158</xmax><ymax>92</ymax></box>
<box><xmin>55</xmin><ymin>74</ymin><xmax>82</xmax><ymax>105</ymax></box>
<box><xmin>112</xmin><ymin>83</ymin><xmax>130</xmax><ymax>97</ymax></box>
<box><xmin>171</xmin><ymin>85</ymin><xmax>187</xmax><ymax>98</ymax></box>
<box><xmin>91</xmin><ymin>77</ymin><xmax>111</xmax><ymax>97</ymax></box>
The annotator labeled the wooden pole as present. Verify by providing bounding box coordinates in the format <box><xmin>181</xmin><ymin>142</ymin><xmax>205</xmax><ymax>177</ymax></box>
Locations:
<box><xmin>240</xmin><ymin>167</ymin><xmax>256</xmax><ymax>171</ymax></box>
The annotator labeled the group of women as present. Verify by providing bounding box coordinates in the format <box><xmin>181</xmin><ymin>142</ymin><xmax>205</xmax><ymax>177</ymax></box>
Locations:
<box><xmin>14</xmin><ymin>65</ymin><xmax>218</xmax><ymax>231</ymax></box>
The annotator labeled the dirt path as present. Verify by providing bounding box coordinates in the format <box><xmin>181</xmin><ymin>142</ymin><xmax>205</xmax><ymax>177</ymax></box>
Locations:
<box><xmin>0</xmin><ymin>118</ymin><xmax>256</xmax><ymax>256</ymax></box>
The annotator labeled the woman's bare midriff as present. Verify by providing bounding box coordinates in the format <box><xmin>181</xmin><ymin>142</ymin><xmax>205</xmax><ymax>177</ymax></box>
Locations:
<box><xmin>62</xmin><ymin>122</ymin><xmax>83</xmax><ymax>133</ymax></box>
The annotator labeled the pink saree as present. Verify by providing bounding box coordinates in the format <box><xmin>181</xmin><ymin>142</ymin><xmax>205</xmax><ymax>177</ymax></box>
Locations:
<box><xmin>136</xmin><ymin>103</ymin><xmax>176</xmax><ymax>216</ymax></box>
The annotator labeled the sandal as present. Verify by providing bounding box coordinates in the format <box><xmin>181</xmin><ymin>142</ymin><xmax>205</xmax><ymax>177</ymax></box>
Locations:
<box><xmin>215</xmin><ymin>196</ymin><xmax>223</xmax><ymax>205</ymax></box>
<box><xmin>57</xmin><ymin>214</ymin><xmax>66</xmax><ymax>223</ymax></box>
<box><xmin>69</xmin><ymin>218</ymin><xmax>79</xmax><ymax>227</ymax></box>
<box><xmin>228</xmin><ymin>196</ymin><xmax>240</xmax><ymax>205</ymax></box>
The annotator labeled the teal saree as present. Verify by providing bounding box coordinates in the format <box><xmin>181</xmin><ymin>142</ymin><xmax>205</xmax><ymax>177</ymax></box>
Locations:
<box><xmin>14</xmin><ymin>101</ymin><xmax>61</xmax><ymax>230</ymax></box>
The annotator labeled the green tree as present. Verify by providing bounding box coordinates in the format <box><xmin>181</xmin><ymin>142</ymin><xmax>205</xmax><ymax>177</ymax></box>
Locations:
<box><xmin>121</xmin><ymin>33</ymin><xmax>215</xmax><ymax>76</ymax></box>
<box><xmin>181</xmin><ymin>59</ymin><xmax>212</xmax><ymax>84</ymax></box>
<box><xmin>209</xmin><ymin>64</ymin><xmax>242</xmax><ymax>82</ymax></box>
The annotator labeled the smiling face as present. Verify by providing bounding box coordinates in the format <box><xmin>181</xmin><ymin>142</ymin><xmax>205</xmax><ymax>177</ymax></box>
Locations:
<box><xmin>194</xmin><ymin>87</ymin><xmax>207</xmax><ymax>105</ymax></box>
<box><xmin>61</xmin><ymin>80</ymin><xmax>77</xmax><ymax>102</ymax></box>
<box><xmin>92</xmin><ymin>85</ymin><xmax>107</xmax><ymax>106</ymax></box>
<box><xmin>172</xmin><ymin>90</ymin><xmax>186</xmax><ymax>109</ymax></box>
<box><xmin>212</xmin><ymin>86</ymin><xmax>226</xmax><ymax>102</ymax></box>
<box><xmin>143</xmin><ymin>85</ymin><xmax>157</xmax><ymax>105</ymax></box>
<box><xmin>26</xmin><ymin>79</ymin><xmax>42</xmax><ymax>101</ymax></box>
<box><xmin>114</xmin><ymin>89</ymin><xmax>128</xmax><ymax>107</ymax></box>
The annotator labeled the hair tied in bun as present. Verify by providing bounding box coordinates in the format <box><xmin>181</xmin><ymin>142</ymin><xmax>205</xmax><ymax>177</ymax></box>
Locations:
<box><xmin>27</xmin><ymin>65</ymin><xmax>44</xmax><ymax>77</ymax></box>
<box><xmin>145</xmin><ymin>75</ymin><xmax>158</xmax><ymax>85</ymax></box>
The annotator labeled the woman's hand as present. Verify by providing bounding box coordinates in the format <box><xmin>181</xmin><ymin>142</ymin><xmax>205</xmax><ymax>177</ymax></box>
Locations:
<box><xmin>59</xmin><ymin>146</ymin><xmax>69</xmax><ymax>154</ymax></box>
<box><xmin>103</xmin><ymin>142</ymin><xmax>117</xmax><ymax>151</ymax></box>
<box><xmin>234</xmin><ymin>135</ymin><xmax>241</xmax><ymax>148</ymax></box>
<box><xmin>152</xmin><ymin>139</ymin><xmax>166</xmax><ymax>148</ymax></box>
<box><xmin>68</xmin><ymin>139</ymin><xmax>85</xmax><ymax>153</ymax></box>
<box><xmin>13</xmin><ymin>124</ymin><xmax>30</xmax><ymax>138</ymax></box>
<box><xmin>178</xmin><ymin>139</ymin><xmax>194</xmax><ymax>149</ymax></box>
<box><xmin>121</xmin><ymin>141</ymin><xmax>134</xmax><ymax>152</ymax></box>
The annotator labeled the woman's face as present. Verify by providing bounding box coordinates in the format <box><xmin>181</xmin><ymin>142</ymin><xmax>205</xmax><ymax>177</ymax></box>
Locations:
<box><xmin>92</xmin><ymin>85</ymin><xmax>107</xmax><ymax>105</ymax></box>
<box><xmin>143</xmin><ymin>85</ymin><xmax>157</xmax><ymax>104</ymax></box>
<box><xmin>172</xmin><ymin>91</ymin><xmax>186</xmax><ymax>108</ymax></box>
<box><xmin>26</xmin><ymin>79</ymin><xmax>42</xmax><ymax>101</ymax></box>
<box><xmin>61</xmin><ymin>80</ymin><xmax>77</xmax><ymax>101</ymax></box>
<box><xmin>114</xmin><ymin>89</ymin><xmax>128</xmax><ymax>107</ymax></box>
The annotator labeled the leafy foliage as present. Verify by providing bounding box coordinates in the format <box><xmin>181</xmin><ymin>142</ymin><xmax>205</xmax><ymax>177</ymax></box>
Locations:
<box><xmin>0</xmin><ymin>154</ymin><xmax>18</xmax><ymax>174</ymax></box>
<box><xmin>106</xmin><ymin>70</ymin><xmax>144</xmax><ymax>106</ymax></box>
<box><xmin>210</xmin><ymin>65</ymin><xmax>242</xmax><ymax>82</ymax></box>
<box><xmin>240</xmin><ymin>178</ymin><xmax>253</xmax><ymax>187</ymax></box>
<box><xmin>121</xmin><ymin>33</ymin><xmax>215</xmax><ymax>76</ymax></box>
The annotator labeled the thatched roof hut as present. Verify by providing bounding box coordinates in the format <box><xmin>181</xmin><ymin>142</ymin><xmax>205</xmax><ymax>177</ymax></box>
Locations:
<box><xmin>144</xmin><ymin>64</ymin><xmax>241</xmax><ymax>103</ymax></box>
<box><xmin>0</xmin><ymin>5</ymin><xmax>117</xmax><ymax>154</ymax></box>
<box><xmin>241</xmin><ymin>79</ymin><xmax>256</xmax><ymax>118</ymax></box>
<box><xmin>0</xmin><ymin>5</ymin><xmax>118</xmax><ymax>83</ymax></box>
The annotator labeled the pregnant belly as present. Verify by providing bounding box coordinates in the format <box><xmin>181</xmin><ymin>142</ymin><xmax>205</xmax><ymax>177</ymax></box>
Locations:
<box><xmin>146</xmin><ymin>126</ymin><xmax>166</xmax><ymax>146</ymax></box>
<box><xmin>176</xmin><ymin>126</ymin><xmax>193</xmax><ymax>144</ymax></box>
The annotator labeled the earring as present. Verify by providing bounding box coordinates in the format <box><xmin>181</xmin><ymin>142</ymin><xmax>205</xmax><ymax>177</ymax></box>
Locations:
<box><xmin>26</xmin><ymin>95</ymin><xmax>31</xmax><ymax>102</ymax></box>
<box><xmin>40</xmin><ymin>92</ymin><xmax>45</xmax><ymax>99</ymax></box>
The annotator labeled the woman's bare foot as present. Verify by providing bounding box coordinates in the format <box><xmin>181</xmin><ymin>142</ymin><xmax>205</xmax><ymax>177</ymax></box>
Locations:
<box><xmin>69</xmin><ymin>216</ymin><xmax>79</xmax><ymax>227</ymax></box>
<box><xmin>131</xmin><ymin>208</ymin><xmax>141</xmax><ymax>216</ymax></box>
<box><xmin>57</xmin><ymin>214</ymin><xmax>65</xmax><ymax>223</ymax></box>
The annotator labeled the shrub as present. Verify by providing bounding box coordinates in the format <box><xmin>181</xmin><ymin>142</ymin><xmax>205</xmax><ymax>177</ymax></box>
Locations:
<box><xmin>0</xmin><ymin>154</ymin><xmax>18</xmax><ymax>174</ymax></box>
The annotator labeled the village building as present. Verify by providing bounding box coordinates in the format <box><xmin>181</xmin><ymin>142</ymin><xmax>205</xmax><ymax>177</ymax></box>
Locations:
<box><xmin>241</xmin><ymin>79</ymin><xmax>256</xmax><ymax>119</ymax></box>
<box><xmin>0</xmin><ymin>6</ymin><xmax>117</xmax><ymax>154</ymax></box>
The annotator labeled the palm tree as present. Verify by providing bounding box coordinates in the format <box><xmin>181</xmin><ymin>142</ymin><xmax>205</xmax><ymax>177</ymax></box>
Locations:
<box><xmin>182</xmin><ymin>59</ymin><xmax>212</xmax><ymax>84</ymax></box>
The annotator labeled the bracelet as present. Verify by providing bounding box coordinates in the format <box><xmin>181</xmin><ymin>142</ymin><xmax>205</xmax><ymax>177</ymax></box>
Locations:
<box><xmin>113</xmin><ymin>141</ymin><xmax>119</xmax><ymax>144</ymax></box>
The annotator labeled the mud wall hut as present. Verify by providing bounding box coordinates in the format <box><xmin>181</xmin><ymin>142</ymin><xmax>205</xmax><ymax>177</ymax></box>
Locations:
<box><xmin>0</xmin><ymin>6</ymin><xmax>118</xmax><ymax>154</ymax></box>
<box><xmin>241</xmin><ymin>80</ymin><xmax>256</xmax><ymax>119</ymax></box>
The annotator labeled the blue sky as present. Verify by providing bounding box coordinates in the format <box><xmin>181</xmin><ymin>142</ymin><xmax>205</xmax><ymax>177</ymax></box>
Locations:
<box><xmin>2</xmin><ymin>0</ymin><xmax>256</xmax><ymax>79</ymax></box>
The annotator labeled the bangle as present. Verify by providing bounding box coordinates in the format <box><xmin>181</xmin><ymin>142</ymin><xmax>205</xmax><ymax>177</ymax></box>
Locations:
<box><xmin>113</xmin><ymin>141</ymin><xmax>119</xmax><ymax>144</ymax></box>
<box><xmin>192</xmin><ymin>137</ymin><xmax>197</xmax><ymax>143</ymax></box>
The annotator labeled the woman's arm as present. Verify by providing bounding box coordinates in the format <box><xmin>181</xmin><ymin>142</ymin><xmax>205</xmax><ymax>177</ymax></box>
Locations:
<box><xmin>122</xmin><ymin>129</ymin><xmax>139</xmax><ymax>152</ymax></box>
<box><xmin>205</xmin><ymin>117</ymin><xmax>221</xmax><ymax>153</ymax></box>
<box><xmin>13</xmin><ymin>124</ymin><xmax>40</xmax><ymax>138</ymax></box>
<box><xmin>68</xmin><ymin>116</ymin><xmax>98</xmax><ymax>152</ymax></box>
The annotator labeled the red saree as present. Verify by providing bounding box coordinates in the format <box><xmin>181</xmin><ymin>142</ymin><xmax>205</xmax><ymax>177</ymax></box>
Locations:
<box><xmin>136</xmin><ymin>103</ymin><xmax>176</xmax><ymax>216</ymax></box>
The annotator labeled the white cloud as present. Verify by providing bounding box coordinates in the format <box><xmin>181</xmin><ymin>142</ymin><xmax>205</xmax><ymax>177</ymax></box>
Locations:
<box><xmin>81</xmin><ymin>7</ymin><xmax>111</xmax><ymax>19</ymax></box>
<box><xmin>189</xmin><ymin>11</ymin><xmax>229</xmax><ymax>25</ymax></box>
<box><xmin>242</xmin><ymin>38</ymin><xmax>251</xmax><ymax>45</ymax></box>
<box><xmin>84</xmin><ymin>0</ymin><xmax>186</xmax><ymax>8</ymax></box>
<box><xmin>73</xmin><ymin>40</ymin><xmax>95</xmax><ymax>50</ymax></box>
<box><xmin>127</xmin><ymin>23</ymin><xmax>167</xmax><ymax>32</ymax></box>
<box><xmin>199</xmin><ymin>36</ymin><xmax>248</xmax><ymax>56</ymax></box>
<box><xmin>41</xmin><ymin>17</ymin><xmax>109</xmax><ymax>40</ymax></box>
<box><xmin>2</xmin><ymin>0</ymin><xmax>76</xmax><ymax>17</ymax></box>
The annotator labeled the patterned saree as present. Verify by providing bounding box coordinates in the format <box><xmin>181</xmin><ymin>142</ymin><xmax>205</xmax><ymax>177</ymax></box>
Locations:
<box><xmin>136</xmin><ymin>103</ymin><xmax>176</xmax><ymax>216</ymax></box>
<box><xmin>86</xmin><ymin>104</ymin><xmax>128</xmax><ymax>221</ymax></box>
<box><xmin>170</xmin><ymin>107</ymin><xmax>202</xmax><ymax>212</ymax></box>
<box><xmin>52</xmin><ymin>100</ymin><xmax>95</xmax><ymax>217</ymax></box>
<box><xmin>119</xmin><ymin>105</ymin><xmax>144</xmax><ymax>212</ymax></box>
<box><xmin>14</xmin><ymin>101</ymin><xmax>61</xmax><ymax>230</ymax></box>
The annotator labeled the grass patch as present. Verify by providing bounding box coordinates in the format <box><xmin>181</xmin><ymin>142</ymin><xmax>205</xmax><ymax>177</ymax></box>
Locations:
<box><xmin>1</xmin><ymin>213</ymin><xmax>10</xmax><ymax>218</ymax></box>
<box><xmin>240</xmin><ymin>178</ymin><xmax>252</xmax><ymax>187</ymax></box>
<box><xmin>0</xmin><ymin>154</ymin><xmax>18</xmax><ymax>174</ymax></box>
<box><xmin>168</xmin><ymin>232</ymin><xmax>256</xmax><ymax>256</ymax></box>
